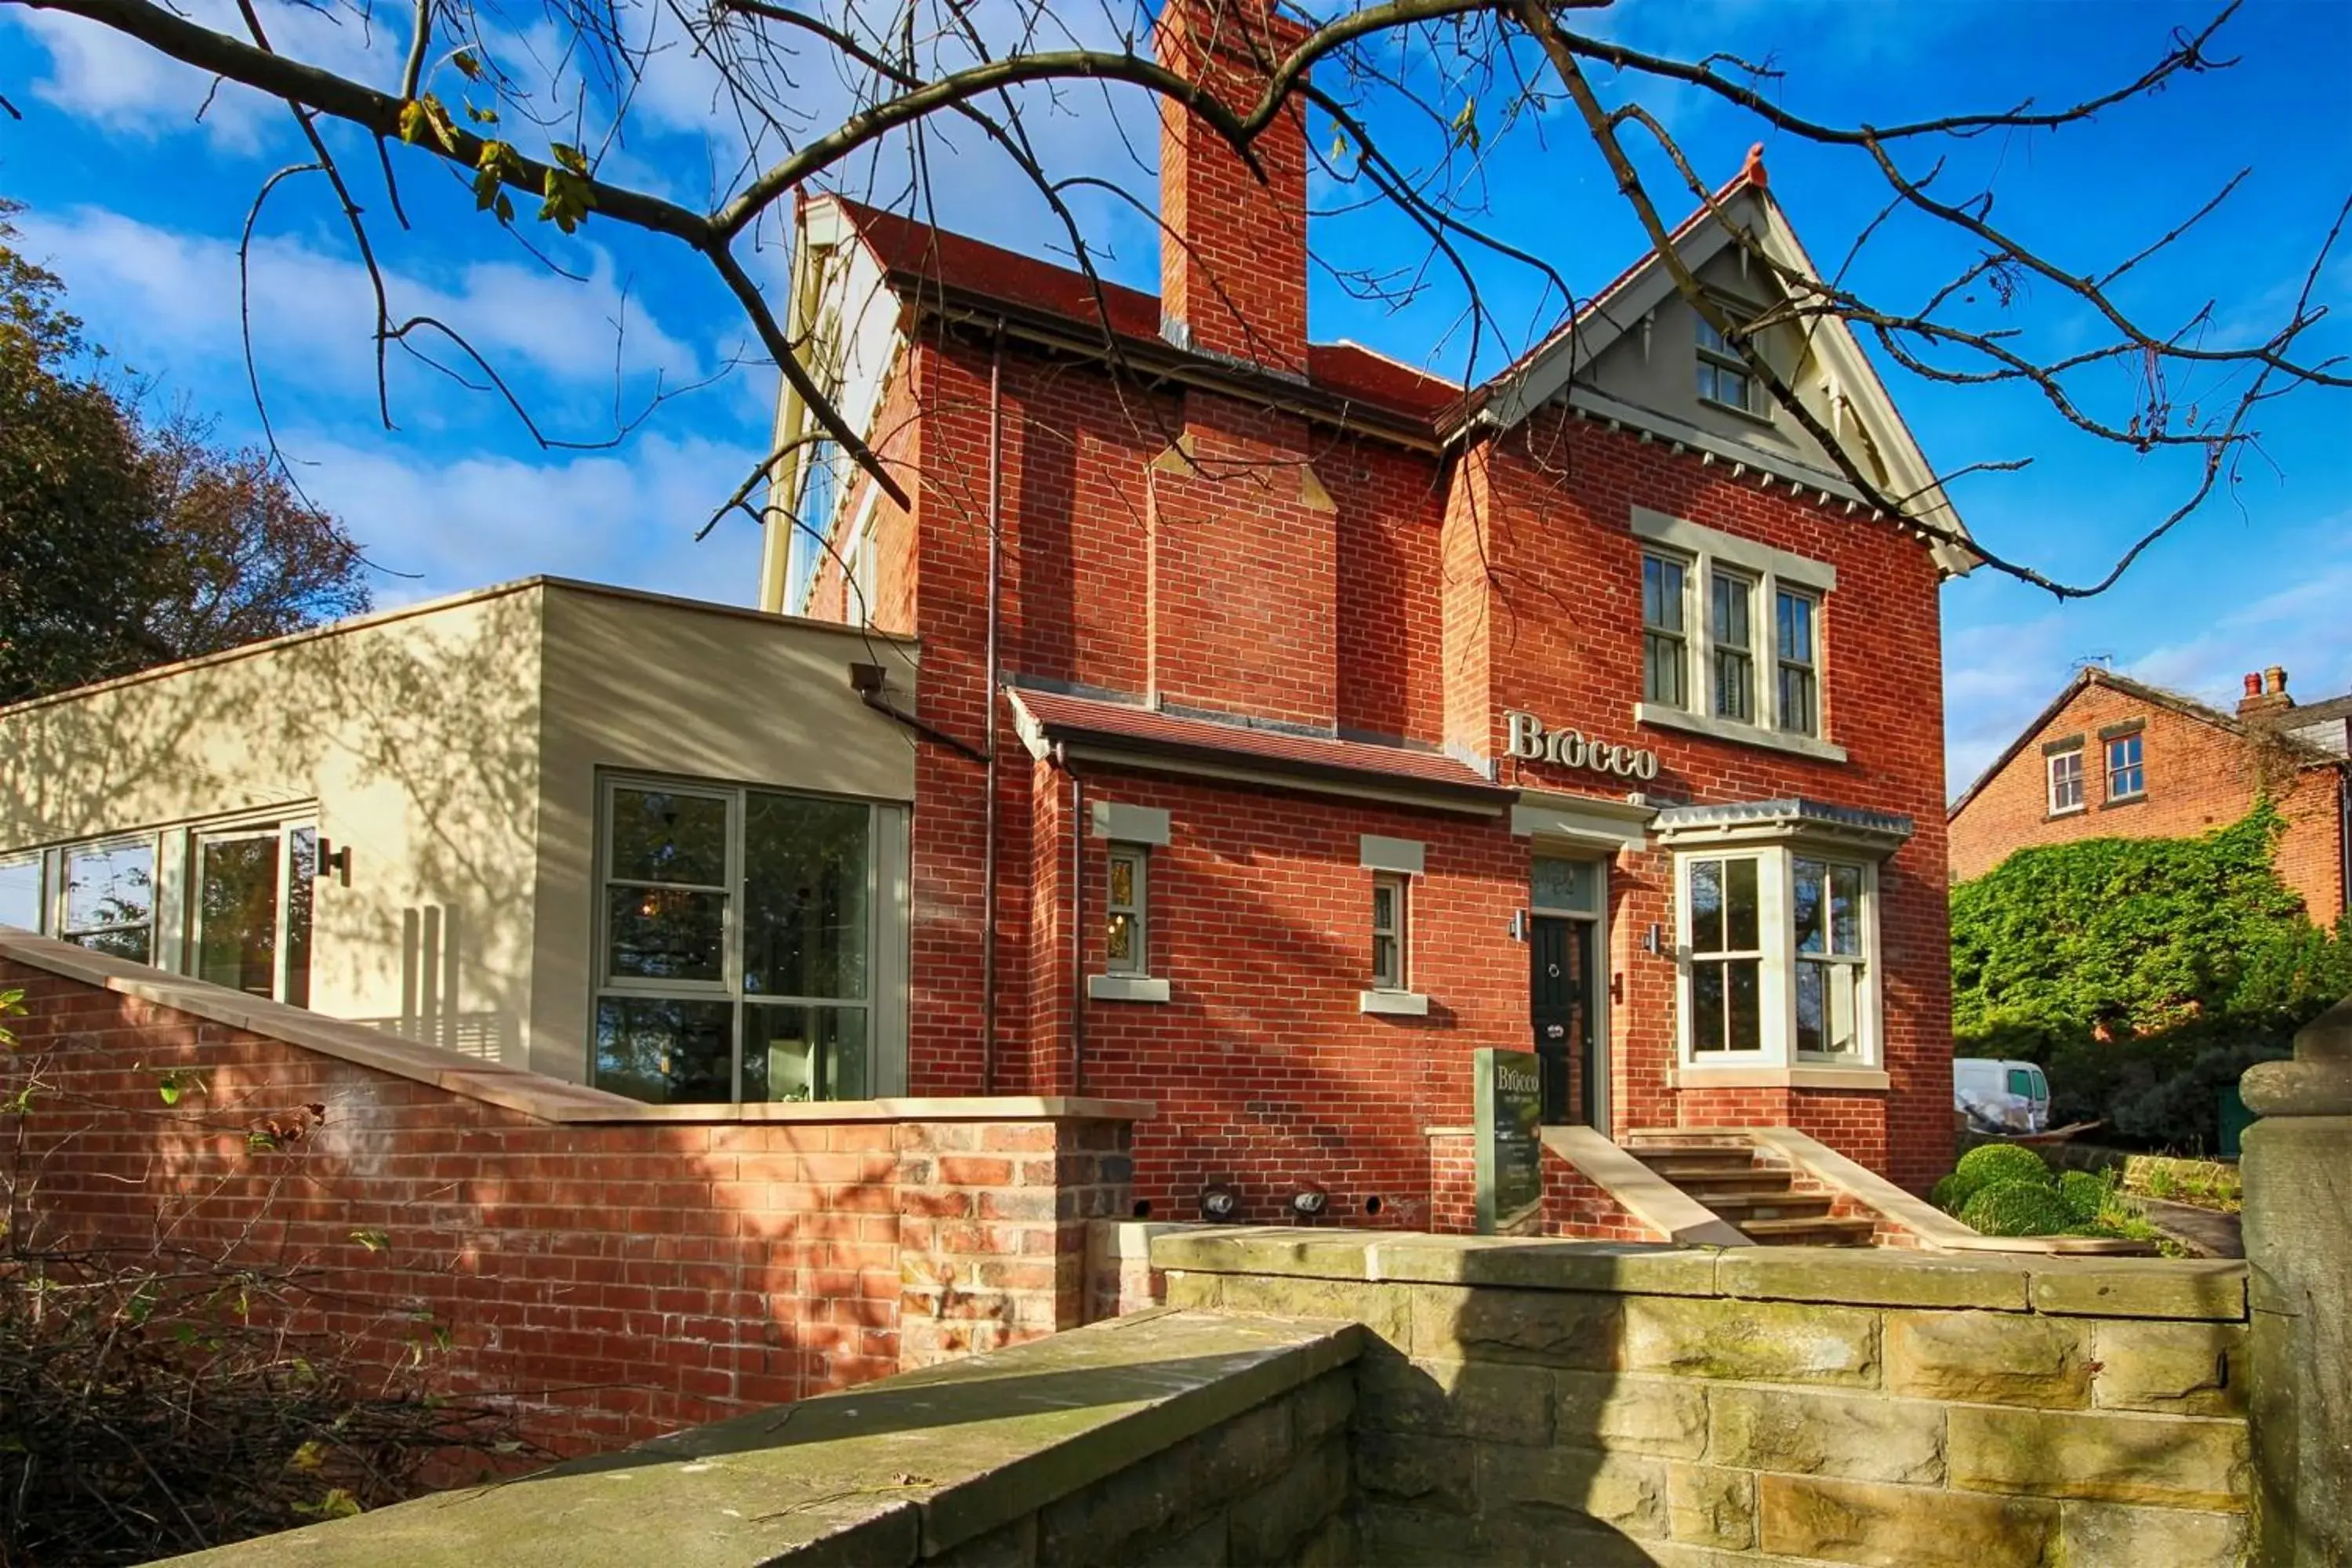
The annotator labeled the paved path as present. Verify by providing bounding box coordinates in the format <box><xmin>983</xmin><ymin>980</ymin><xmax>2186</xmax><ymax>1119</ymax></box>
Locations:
<box><xmin>2140</xmin><ymin>1197</ymin><xmax>2244</xmax><ymax>1258</ymax></box>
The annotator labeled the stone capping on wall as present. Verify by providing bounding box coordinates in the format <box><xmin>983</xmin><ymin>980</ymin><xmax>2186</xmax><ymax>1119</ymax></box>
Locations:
<box><xmin>1541</xmin><ymin>1125</ymin><xmax>1754</xmax><ymax>1248</ymax></box>
<box><xmin>168</xmin><ymin>1308</ymin><xmax>1364</xmax><ymax>1568</ymax></box>
<box><xmin>0</xmin><ymin>929</ymin><xmax>1151</xmax><ymax>1127</ymax></box>
<box><xmin>1147</xmin><ymin>1225</ymin><xmax>2250</xmax><ymax>1319</ymax></box>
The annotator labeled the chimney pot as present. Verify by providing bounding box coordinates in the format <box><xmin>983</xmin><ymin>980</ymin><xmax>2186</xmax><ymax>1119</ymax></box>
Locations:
<box><xmin>2244</xmin><ymin>673</ymin><xmax>2263</xmax><ymax>699</ymax></box>
<box><xmin>2266</xmin><ymin>665</ymin><xmax>2288</xmax><ymax>697</ymax></box>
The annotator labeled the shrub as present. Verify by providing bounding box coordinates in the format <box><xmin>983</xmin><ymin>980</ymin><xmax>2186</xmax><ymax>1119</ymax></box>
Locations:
<box><xmin>2058</xmin><ymin>1168</ymin><xmax>2112</xmax><ymax>1225</ymax></box>
<box><xmin>1955</xmin><ymin>1142</ymin><xmax>2055</xmax><ymax>1192</ymax></box>
<box><xmin>1929</xmin><ymin>1172</ymin><xmax>1975</xmax><ymax>1214</ymax></box>
<box><xmin>1961</xmin><ymin>1179</ymin><xmax>2074</xmax><ymax>1237</ymax></box>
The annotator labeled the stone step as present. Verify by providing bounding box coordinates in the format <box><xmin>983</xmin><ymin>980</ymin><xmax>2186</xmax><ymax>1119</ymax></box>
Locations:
<box><xmin>1739</xmin><ymin>1215</ymin><xmax>1879</xmax><ymax>1247</ymax></box>
<box><xmin>1688</xmin><ymin>1191</ymin><xmax>1835</xmax><ymax>1221</ymax></box>
<box><xmin>1635</xmin><ymin>1150</ymin><xmax>1761</xmax><ymax>1178</ymax></box>
<box><xmin>1654</xmin><ymin>1167</ymin><xmax>1791</xmax><ymax>1194</ymax></box>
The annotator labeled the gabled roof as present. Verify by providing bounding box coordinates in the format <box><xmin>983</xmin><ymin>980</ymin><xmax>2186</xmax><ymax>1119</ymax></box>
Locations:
<box><xmin>1462</xmin><ymin>147</ymin><xmax>1972</xmax><ymax>573</ymax></box>
<box><xmin>1947</xmin><ymin>665</ymin><xmax>2345</xmax><ymax>820</ymax></box>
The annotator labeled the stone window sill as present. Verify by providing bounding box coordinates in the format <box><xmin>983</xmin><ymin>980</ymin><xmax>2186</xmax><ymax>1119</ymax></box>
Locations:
<box><xmin>1359</xmin><ymin>990</ymin><xmax>1430</xmax><ymax>1018</ymax></box>
<box><xmin>1087</xmin><ymin>975</ymin><xmax>1170</xmax><ymax>1004</ymax></box>
<box><xmin>2100</xmin><ymin>793</ymin><xmax>2147</xmax><ymax>812</ymax></box>
<box><xmin>1671</xmin><ymin>1064</ymin><xmax>1891</xmax><ymax>1091</ymax></box>
<box><xmin>2045</xmin><ymin>805</ymin><xmax>2087</xmax><ymax>822</ymax></box>
<box><xmin>1634</xmin><ymin>702</ymin><xmax>1849</xmax><ymax>764</ymax></box>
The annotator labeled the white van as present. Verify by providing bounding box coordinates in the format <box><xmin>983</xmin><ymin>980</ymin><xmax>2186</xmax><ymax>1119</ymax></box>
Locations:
<box><xmin>1955</xmin><ymin>1058</ymin><xmax>2051</xmax><ymax>1134</ymax></box>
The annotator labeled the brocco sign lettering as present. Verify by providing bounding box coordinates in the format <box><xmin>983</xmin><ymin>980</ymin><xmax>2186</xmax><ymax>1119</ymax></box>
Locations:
<box><xmin>1503</xmin><ymin>710</ymin><xmax>1659</xmax><ymax>781</ymax></box>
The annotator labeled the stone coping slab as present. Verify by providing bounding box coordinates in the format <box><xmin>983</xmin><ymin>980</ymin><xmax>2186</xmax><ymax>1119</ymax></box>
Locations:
<box><xmin>1149</xmin><ymin>1228</ymin><xmax>2249</xmax><ymax>1321</ymax></box>
<box><xmin>1</xmin><ymin>931</ymin><xmax>1151</xmax><ymax>1127</ymax></box>
<box><xmin>161</xmin><ymin>1308</ymin><xmax>1361</xmax><ymax>1566</ymax></box>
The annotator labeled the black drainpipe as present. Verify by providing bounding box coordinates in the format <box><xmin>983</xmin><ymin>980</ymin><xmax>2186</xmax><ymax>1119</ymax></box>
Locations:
<box><xmin>1062</xmin><ymin>742</ymin><xmax>1087</xmax><ymax>1096</ymax></box>
<box><xmin>982</xmin><ymin>325</ymin><xmax>1005</xmax><ymax>1093</ymax></box>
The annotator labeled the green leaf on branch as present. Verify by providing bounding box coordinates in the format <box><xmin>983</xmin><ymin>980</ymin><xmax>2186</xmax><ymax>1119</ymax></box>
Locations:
<box><xmin>350</xmin><ymin>1229</ymin><xmax>390</xmax><ymax>1252</ymax></box>
<box><xmin>452</xmin><ymin>48</ymin><xmax>482</xmax><ymax>81</ymax></box>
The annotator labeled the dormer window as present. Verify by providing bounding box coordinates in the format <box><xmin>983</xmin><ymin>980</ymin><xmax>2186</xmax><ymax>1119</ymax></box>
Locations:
<box><xmin>1695</xmin><ymin>315</ymin><xmax>1766</xmax><ymax>419</ymax></box>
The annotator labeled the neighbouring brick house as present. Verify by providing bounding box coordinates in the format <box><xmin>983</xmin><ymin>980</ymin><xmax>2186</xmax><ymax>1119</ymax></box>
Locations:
<box><xmin>1947</xmin><ymin>664</ymin><xmax>2352</xmax><ymax>922</ymax></box>
<box><xmin>764</xmin><ymin>0</ymin><xmax>1976</xmax><ymax>1203</ymax></box>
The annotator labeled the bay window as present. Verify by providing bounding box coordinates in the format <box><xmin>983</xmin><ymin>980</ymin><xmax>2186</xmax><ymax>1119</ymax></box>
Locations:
<box><xmin>593</xmin><ymin>775</ymin><xmax>903</xmax><ymax>1105</ymax></box>
<box><xmin>1664</xmin><ymin>803</ymin><xmax>1896</xmax><ymax>1079</ymax></box>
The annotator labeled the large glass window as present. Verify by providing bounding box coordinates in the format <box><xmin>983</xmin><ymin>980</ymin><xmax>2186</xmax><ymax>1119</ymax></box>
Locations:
<box><xmin>1710</xmin><ymin>573</ymin><xmax>1755</xmax><ymax>724</ymax></box>
<box><xmin>1642</xmin><ymin>554</ymin><xmax>1689</xmax><ymax>709</ymax></box>
<box><xmin>0</xmin><ymin>855</ymin><xmax>40</xmax><ymax>931</ymax></box>
<box><xmin>1686</xmin><ymin>856</ymin><xmax>1762</xmax><ymax>1053</ymax></box>
<box><xmin>594</xmin><ymin>779</ymin><xmax>884</xmax><ymax>1105</ymax></box>
<box><xmin>61</xmin><ymin>842</ymin><xmax>155</xmax><ymax>962</ymax></box>
<box><xmin>1793</xmin><ymin>857</ymin><xmax>1867</xmax><ymax>1058</ymax></box>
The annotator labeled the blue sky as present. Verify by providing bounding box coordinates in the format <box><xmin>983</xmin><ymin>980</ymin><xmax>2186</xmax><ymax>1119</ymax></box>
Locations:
<box><xmin>2</xmin><ymin>0</ymin><xmax>2346</xmax><ymax>794</ymax></box>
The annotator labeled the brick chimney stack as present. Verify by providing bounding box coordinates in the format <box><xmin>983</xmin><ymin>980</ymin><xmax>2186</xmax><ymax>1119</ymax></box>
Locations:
<box><xmin>1154</xmin><ymin>0</ymin><xmax>1311</xmax><ymax>372</ymax></box>
<box><xmin>2239</xmin><ymin>666</ymin><xmax>2294</xmax><ymax>717</ymax></box>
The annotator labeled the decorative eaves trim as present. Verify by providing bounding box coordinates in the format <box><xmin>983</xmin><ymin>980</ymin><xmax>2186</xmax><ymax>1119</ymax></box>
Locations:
<box><xmin>1651</xmin><ymin>797</ymin><xmax>1915</xmax><ymax>855</ymax></box>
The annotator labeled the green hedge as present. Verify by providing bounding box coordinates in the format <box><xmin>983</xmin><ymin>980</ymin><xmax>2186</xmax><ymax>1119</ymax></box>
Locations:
<box><xmin>1951</xmin><ymin>803</ymin><xmax>2350</xmax><ymax>1152</ymax></box>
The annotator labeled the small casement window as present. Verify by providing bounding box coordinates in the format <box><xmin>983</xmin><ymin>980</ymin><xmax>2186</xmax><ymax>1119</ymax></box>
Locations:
<box><xmin>60</xmin><ymin>840</ymin><xmax>158</xmax><ymax>964</ymax></box>
<box><xmin>1710</xmin><ymin>572</ymin><xmax>1756</xmax><ymax>724</ymax></box>
<box><xmin>1642</xmin><ymin>554</ymin><xmax>1690</xmax><ymax>709</ymax></box>
<box><xmin>1695</xmin><ymin>315</ymin><xmax>1764</xmax><ymax>416</ymax></box>
<box><xmin>1774</xmin><ymin>589</ymin><xmax>1818</xmax><ymax>737</ymax></box>
<box><xmin>2048</xmin><ymin>750</ymin><xmax>2085</xmax><ymax>813</ymax></box>
<box><xmin>2107</xmin><ymin>734</ymin><xmax>2145</xmax><ymax>800</ymax></box>
<box><xmin>1792</xmin><ymin>856</ymin><xmax>1867</xmax><ymax>1059</ymax></box>
<box><xmin>1105</xmin><ymin>844</ymin><xmax>1149</xmax><ymax>978</ymax></box>
<box><xmin>1370</xmin><ymin>872</ymin><xmax>1410</xmax><ymax>991</ymax></box>
<box><xmin>1686</xmin><ymin>856</ymin><xmax>1763</xmax><ymax>1052</ymax></box>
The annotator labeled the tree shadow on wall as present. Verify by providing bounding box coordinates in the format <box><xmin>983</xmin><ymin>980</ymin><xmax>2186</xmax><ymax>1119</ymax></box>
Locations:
<box><xmin>1343</xmin><ymin>1239</ymin><xmax>1708</xmax><ymax>1566</ymax></box>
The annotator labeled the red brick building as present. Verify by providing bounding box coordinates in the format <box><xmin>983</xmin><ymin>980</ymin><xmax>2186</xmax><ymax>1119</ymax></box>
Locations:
<box><xmin>1948</xmin><ymin>664</ymin><xmax>2352</xmax><ymax>922</ymax></box>
<box><xmin>751</xmin><ymin>0</ymin><xmax>1975</xmax><ymax>1207</ymax></box>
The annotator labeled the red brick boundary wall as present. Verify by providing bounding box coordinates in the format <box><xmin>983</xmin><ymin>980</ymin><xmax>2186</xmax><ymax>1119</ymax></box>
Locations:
<box><xmin>0</xmin><ymin>935</ymin><xmax>1144</xmax><ymax>1457</ymax></box>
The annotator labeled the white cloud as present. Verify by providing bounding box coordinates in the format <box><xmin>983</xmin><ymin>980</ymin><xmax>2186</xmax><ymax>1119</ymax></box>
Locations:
<box><xmin>10</xmin><ymin>0</ymin><xmax>390</xmax><ymax>151</ymax></box>
<box><xmin>282</xmin><ymin>430</ymin><xmax>767</xmax><ymax>606</ymax></box>
<box><xmin>11</xmin><ymin>204</ymin><xmax>708</xmax><ymax>412</ymax></box>
<box><xmin>2123</xmin><ymin>532</ymin><xmax>2352</xmax><ymax>709</ymax></box>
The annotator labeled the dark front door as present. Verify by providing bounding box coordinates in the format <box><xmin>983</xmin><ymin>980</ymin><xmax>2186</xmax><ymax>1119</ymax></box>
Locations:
<box><xmin>1530</xmin><ymin>916</ymin><xmax>1598</xmax><ymax>1128</ymax></box>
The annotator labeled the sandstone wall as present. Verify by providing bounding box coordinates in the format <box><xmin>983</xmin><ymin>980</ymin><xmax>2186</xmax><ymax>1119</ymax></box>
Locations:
<box><xmin>1157</xmin><ymin>1229</ymin><xmax>2252</xmax><ymax>1567</ymax></box>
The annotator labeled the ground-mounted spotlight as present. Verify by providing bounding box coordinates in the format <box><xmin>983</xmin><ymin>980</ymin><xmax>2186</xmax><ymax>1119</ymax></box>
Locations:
<box><xmin>1289</xmin><ymin>1183</ymin><xmax>1329</xmax><ymax>1220</ymax></box>
<box><xmin>1198</xmin><ymin>1180</ymin><xmax>1243</xmax><ymax>1221</ymax></box>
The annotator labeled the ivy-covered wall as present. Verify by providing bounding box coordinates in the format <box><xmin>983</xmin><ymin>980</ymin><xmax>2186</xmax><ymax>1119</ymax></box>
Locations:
<box><xmin>1950</xmin><ymin>804</ymin><xmax>2352</xmax><ymax>1151</ymax></box>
